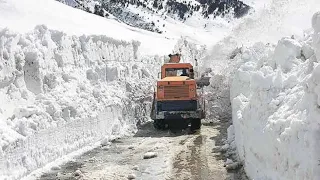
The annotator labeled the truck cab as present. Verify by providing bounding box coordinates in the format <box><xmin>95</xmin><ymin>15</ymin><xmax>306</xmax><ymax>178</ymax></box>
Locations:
<box><xmin>157</xmin><ymin>63</ymin><xmax>196</xmax><ymax>100</ymax></box>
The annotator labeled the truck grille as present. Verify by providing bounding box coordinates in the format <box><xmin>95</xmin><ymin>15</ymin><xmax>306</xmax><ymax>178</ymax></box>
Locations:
<box><xmin>164</xmin><ymin>85</ymin><xmax>189</xmax><ymax>99</ymax></box>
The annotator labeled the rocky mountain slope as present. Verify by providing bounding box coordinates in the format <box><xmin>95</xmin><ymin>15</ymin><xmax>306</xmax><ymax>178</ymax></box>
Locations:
<box><xmin>57</xmin><ymin>0</ymin><xmax>250</xmax><ymax>33</ymax></box>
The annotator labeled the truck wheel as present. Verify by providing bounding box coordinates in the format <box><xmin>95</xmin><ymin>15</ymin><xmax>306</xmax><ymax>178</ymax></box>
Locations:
<box><xmin>153</xmin><ymin>120</ymin><xmax>166</xmax><ymax>130</ymax></box>
<box><xmin>182</xmin><ymin>121</ymin><xmax>189</xmax><ymax>129</ymax></box>
<box><xmin>191</xmin><ymin>119</ymin><xmax>201</xmax><ymax>131</ymax></box>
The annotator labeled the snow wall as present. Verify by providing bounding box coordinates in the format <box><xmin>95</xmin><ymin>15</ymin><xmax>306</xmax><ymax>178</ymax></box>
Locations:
<box><xmin>0</xmin><ymin>25</ymin><xmax>161</xmax><ymax>179</ymax></box>
<box><xmin>231</xmin><ymin>13</ymin><xmax>320</xmax><ymax>180</ymax></box>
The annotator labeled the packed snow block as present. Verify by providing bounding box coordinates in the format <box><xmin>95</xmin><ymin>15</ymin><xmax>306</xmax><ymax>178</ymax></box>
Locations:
<box><xmin>95</xmin><ymin>67</ymin><xmax>107</xmax><ymax>81</ymax></box>
<box><xmin>13</xmin><ymin>106</ymin><xmax>39</xmax><ymax>119</ymax></box>
<box><xmin>79</xmin><ymin>35</ymin><xmax>135</xmax><ymax>64</ymax></box>
<box><xmin>43</xmin><ymin>74</ymin><xmax>58</xmax><ymax>89</ymax></box>
<box><xmin>132</xmin><ymin>40</ymin><xmax>141</xmax><ymax>59</ymax></box>
<box><xmin>312</xmin><ymin>12</ymin><xmax>320</xmax><ymax>33</ymax></box>
<box><xmin>14</xmin><ymin>50</ymin><xmax>26</xmax><ymax>71</ymax></box>
<box><xmin>106</xmin><ymin>65</ymin><xmax>119</xmax><ymax>82</ymax></box>
<box><xmin>61</xmin><ymin>105</ymin><xmax>77</xmax><ymax>121</ymax></box>
<box><xmin>250</xmin><ymin>71</ymin><xmax>273</xmax><ymax>91</ymax></box>
<box><xmin>272</xmin><ymin>70</ymin><xmax>284</xmax><ymax>89</ymax></box>
<box><xmin>23</xmin><ymin>50</ymin><xmax>43</xmax><ymax>95</ymax></box>
<box><xmin>227</xmin><ymin>125</ymin><xmax>234</xmax><ymax>143</ymax></box>
<box><xmin>309</xmin><ymin>64</ymin><xmax>320</xmax><ymax>85</ymax></box>
<box><xmin>13</xmin><ymin>117</ymin><xmax>36</xmax><ymax>136</ymax></box>
<box><xmin>62</xmin><ymin>73</ymin><xmax>76</xmax><ymax>82</ymax></box>
<box><xmin>14</xmin><ymin>71</ymin><xmax>26</xmax><ymax>88</ymax></box>
<box><xmin>312</xmin><ymin>32</ymin><xmax>320</xmax><ymax>62</ymax></box>
<box><xmin>86</xmin><ymin>69</ymin><xmax>99</xmax><ymax>81</ymax></box>
<box><xmin>50</xmin><ymin>30</ymin><xmax>65</xmax><ymax>44</ymax></box>
<box><xmin>43</xmin><ymin>101</ymin><xmax>59</xmax><ymax>117</ymax></box>
<box><xmin>273</xmin><ymin>38</ymin><xmax>302</xmax><ymax>72</ymax></box>
<box><xmin>312</xmin><ymin>13</ymin><xmax>320</xmax><ymax>62</ymax></box>
<box><xmin>0</xmin><ymin>35</ymin><xmax>20</xmax><ymax>89</ymax></box>
<box><xmin>92</xmin><ymin>89</ymin><xmax>101</xmax><ymax>99</ymax></box>
<box><xmin>54</xmin><ymin>53</ymin><xmax>65</xmax><ymax>68</ymax></box>
<box><xmin>141</xmin><ymin>68</ymin><xmax>150</xmax><ymax>78</ymax></box>
<box><xmin>230</xmin><ymin>63</ymin><xmax>253</xmax><ymax>100</ymax></box>
<box><xmin>309</xmin><ymin>64</ymin><xmax>320</xmax><ymax>106</ymax></box>
<box><xmin>0</xmin><ymin>74</ymin><xmax>15</xmax><ymax>89</ymax></box>
<box><xmin>301</xmin><ymin>42</ymin><xmax>314</xmax><ymax>60</ymax></box>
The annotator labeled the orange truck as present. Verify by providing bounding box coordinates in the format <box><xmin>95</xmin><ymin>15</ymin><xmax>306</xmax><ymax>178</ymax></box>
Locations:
<box><xmin>150</xmin><ymin>53</ymin><xmax>209</xmax><ymax>130</ymax></box>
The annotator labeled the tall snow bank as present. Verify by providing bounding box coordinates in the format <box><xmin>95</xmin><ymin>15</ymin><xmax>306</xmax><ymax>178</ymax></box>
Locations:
<box><xmin>0</xmin><ymin>25</ymin><xmax>161</xmax><ymax>179</ymax></box>
<box><xmin>230</xmin><ymin>12</ymin><xmax>320</xmax><ymax>180</ymax></box>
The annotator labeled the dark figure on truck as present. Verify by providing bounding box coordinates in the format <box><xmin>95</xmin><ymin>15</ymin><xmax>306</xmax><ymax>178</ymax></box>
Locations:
<box><xmin>189</xmin><ymin>69</ymin><xmax>194</xmax><ymax>79</ymax></box>
<box><xmin>180</xmin><ymin>69</ymin><xmax>188</xmax><ymax>76</ymax></box>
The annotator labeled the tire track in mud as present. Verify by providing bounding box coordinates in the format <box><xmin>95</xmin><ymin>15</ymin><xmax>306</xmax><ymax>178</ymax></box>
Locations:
<box><xmin>172</xmin><ymin>124</ymin><xmax>248</xmax><ymax>180</ymax></box>
<box><xmin>38</xmin><ymin>122</ymin><xmax>247</xmax><ymax>180</ymax></box>
<box><xmin>173</xmin><ymin>135</ymin><xmax>209</xmax><ymax>180</ymax></box>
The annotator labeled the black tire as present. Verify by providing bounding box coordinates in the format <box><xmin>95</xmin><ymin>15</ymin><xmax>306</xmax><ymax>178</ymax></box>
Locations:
<box><xmin>168</xmin><ymin>120</ymin><xmax>188</xmax><ymax>130</ymax></box>
<box><xmin>181</xmin><ymin>121</ymin><xmax>189</xmax><ymax>129</ymax></box>
<box><xmin>191</xmin><ymin>118</ymin><xmax>201</xmax><ymax>131</ymax></box>
<box><xmin>153</xmin><ymin>119</ymin><xmax>166</xmax><ymax>130</ymax></box>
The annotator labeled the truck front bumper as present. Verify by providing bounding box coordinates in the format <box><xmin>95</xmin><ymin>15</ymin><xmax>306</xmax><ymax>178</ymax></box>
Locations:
<box><xmin>155</xmin><ymin>110</ymin><xmax>204</xmax><ymax>120</ymax></box>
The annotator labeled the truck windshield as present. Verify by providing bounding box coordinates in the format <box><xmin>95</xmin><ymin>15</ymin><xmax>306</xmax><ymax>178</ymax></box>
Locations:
<box><xmin>165</xmin><ymin>68</ymin><xmax>189</xmax><ymax>77</ymax></box>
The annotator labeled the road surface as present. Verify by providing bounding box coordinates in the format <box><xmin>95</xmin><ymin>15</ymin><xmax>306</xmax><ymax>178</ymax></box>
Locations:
<box><xmin>39</xmin><ymin>119</ymin><xmax>247</xmax><ymax>180</ymax></box>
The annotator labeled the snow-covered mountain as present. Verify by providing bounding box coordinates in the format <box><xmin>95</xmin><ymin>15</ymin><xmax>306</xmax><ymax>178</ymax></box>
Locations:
<box><xmin>56</xmin><ymin>0</ymin><xmax>250</xmax><ymax>33</ymax></box>
<box><xmin>0</xmin><ymin>0</ymin><xmax>241</xmax><ymax>56</ymax></box>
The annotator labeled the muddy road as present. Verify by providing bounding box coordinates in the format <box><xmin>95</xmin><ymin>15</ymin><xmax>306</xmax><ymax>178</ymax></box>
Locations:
<box><xmin>39</xmin><ymin>120</ymin><xmax>247</xmax><ymax>180</ymax></box>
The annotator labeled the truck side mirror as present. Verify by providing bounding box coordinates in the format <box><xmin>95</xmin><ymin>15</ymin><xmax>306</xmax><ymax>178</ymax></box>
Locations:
<box><xmin>158</xmin><ymin>72</ymin><xmax>161</xmax><ymax>78</ymax></box>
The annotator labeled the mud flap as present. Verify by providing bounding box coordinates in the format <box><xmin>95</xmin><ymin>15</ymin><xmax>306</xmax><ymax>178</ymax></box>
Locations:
<box><xmin>191</xmin><ymin>119</ymin><xmax>201</xmax><ymax>131</ymax></box>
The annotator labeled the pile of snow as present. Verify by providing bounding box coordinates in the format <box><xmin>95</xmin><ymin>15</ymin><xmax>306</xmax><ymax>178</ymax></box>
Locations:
<box><xmin>0</xmin><ymin>25</ymin><xmax>161</xmax><ymax>179</ymax></box>
<box><xmin>230</xmin><ymin>12</ymin><xmax>320</xmax><ymax>180</ymax></box>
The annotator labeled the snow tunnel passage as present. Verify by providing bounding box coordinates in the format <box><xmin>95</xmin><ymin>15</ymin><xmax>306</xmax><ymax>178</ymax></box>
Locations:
<box><xmin>23</xmin><ymin>50</ymin><xmax>43</xmax><ymax>94</ymax></box>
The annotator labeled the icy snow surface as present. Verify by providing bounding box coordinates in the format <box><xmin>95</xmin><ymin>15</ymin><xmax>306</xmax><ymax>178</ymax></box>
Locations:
<box><xmin>230</xmin><ymin>12</ymin><xmax>320</xmax><ymax>180</ymax></box>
